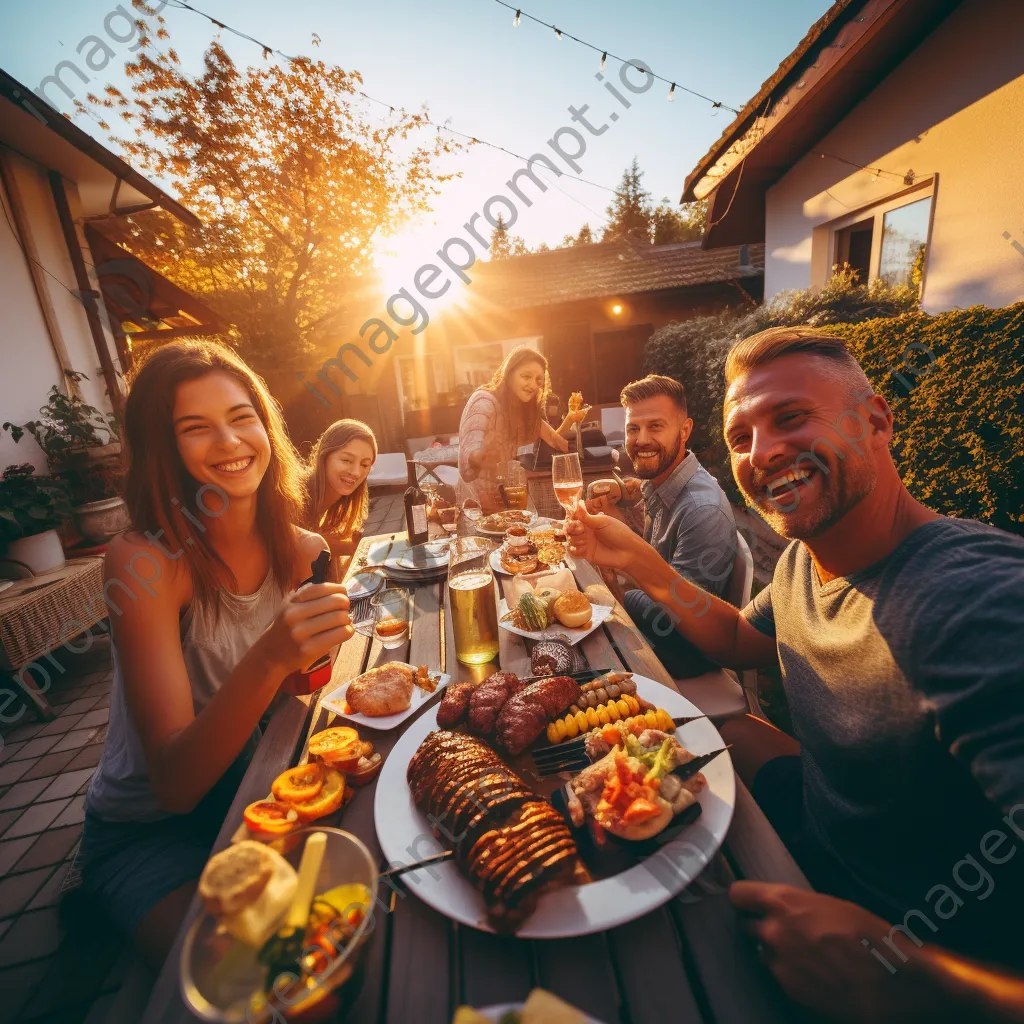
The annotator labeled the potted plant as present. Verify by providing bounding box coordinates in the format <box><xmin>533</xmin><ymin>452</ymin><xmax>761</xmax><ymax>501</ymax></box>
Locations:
<box><xmin>3</xmin><ymin>371</ymin><xmax>120</xmax><ymax>466</ymax></box>
<box><xmin>4</xmin><ymin>371</ymin><xmax>127</xmax><ymax>544</ymax></box>
<box><xmin>0</xmin><ymin>464</ymin><xmax>74</xmax><ymax>574</ymax></box>
<box><xmin>65</xmin><ymin>459</ymin><xmax>129</xmax><ymax>544</ymax></box>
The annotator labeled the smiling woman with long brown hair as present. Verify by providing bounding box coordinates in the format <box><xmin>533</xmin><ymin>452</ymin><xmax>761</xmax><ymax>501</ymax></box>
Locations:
<box><xmin>457</xmin><ymin>345</ymin><xmax>589</xmax><ymax>511</ymax></box>
<box><xmin>79</xmin><ymin>340</ymin><xmax>354</xmax><ymax>967</ymax></box>
<box><xmin>302</xmin><ymin>418</ymin><xmax>378</xmax><ymax>575</ymax></box>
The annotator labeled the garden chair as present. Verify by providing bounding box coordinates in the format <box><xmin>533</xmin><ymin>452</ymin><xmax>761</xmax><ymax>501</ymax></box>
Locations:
<box><xmin>673</xmin><ymin>531</ymin><xmax>763</xmax><ymax>722</ymax></box>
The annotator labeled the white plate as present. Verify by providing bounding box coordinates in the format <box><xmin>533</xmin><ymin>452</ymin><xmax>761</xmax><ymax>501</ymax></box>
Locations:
<box><xmin>498</xmin><ymin>599</ymin><xmax>612</xmax><ymax>645</ymax></box>
<box><xmin>475</xmin><ymin>511</ymin><xmax>537</xmax><ymax>537</ymax></box>
<box><xmin>488</xmin><ymin>547</ymin><xmax>566</xmax><ymax>578</ymax></box>
<box><xmin>374</xmin><ymin>676</ymin><xmax>735</xmax><ymax>938</ymax></box>
<box><xmin>390</xmin><ymin>539</ymin><xmax>450</xmax><ymax>571</ymax></box>
<box><xmin>321</xmin><ymin>665</ymin><xmax>452</xmax><ymax>731</ymax></box>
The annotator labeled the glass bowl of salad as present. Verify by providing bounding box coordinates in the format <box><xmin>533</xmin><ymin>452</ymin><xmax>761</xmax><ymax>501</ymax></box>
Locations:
<box><xmin>180</xmin><ymin>827</ymin><xmax>379</xmax><ymax>1022</ymax></box>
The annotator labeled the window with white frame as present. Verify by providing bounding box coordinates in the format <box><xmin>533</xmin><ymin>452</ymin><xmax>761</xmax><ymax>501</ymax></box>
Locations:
<box><xmin>829</xmin><ymin>183</ymin><xmax>934</xmax><ymax>294</ymax></box>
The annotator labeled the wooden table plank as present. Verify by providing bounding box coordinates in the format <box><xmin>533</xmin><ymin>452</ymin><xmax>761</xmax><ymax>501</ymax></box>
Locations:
<box><xmin>607</xmin><ymin>909</ymin><xmax>706</xmax><ymax>1024</ymax></box>
<box><xmin>533</xmin><ymin>934</ymin><xmax>624</xmax><ymax>1023</ymax></box>
<box><xmin>459</xmin><ymin>929</ymin><xmax>535</xmax><ymax>1009</ymax></box>
<box><xmin>669</xmin><ymin>857</ymin><xmax>793</xmax><ymax>1024</ymax></box>
<box><xmin>385</xmin><ymin>583</ymin><xmax>453</xmax><ymax>1024</ymax></box>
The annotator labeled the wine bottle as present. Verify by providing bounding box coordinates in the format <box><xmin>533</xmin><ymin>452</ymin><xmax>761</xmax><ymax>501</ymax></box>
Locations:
<box><xmin>404</xmin><ymin>461</ymin><xmax>429</xmax><ymax>546</ymax></box>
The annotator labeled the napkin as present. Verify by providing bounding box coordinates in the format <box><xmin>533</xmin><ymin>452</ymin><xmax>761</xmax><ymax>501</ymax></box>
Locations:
<box><xmin>508</xmin><ymin>566</ymin><xmax>577</xmax><ymax>606</ymax></box>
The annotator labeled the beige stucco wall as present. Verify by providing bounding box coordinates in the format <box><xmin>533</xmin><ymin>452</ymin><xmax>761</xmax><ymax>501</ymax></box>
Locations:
<box><xmin>764</xmin><ymin>0</ymin><xmax>1024</xmax><ymax>313</ymax></box>
<box><xmin>0</xmin><ymin>150</ymin><xmax>121</xmax><ymax>473</ymax></box>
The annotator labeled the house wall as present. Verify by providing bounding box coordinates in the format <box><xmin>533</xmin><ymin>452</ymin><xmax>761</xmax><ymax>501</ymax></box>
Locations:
<box><xmin>763</xmin><ymin>0</ymin><xmax>1024</xmax><ymax>313</ymax></box>
<box><xmin>0</xmin><ymin>150</ymin><xmax>122</xmax><ymax>472</ymax></box>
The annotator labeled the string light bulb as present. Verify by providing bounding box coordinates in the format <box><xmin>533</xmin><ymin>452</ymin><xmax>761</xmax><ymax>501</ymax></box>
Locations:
<box><xmin>513</xmin><ymin>9</ymin><xmax>520</xmax><ymax>26</ymax></box>
<box><xmin>600</xmin><ymin>51</ymin><xmax>607</xmax><ymax>72</ymax></box>
<box><xmin>667</xmin><ymin>83</ymin><xmax>676</xmax><ymax>102</ymax></box>
<box><xmin>554</xmin><ymin>26</ymin><xmax>562</xmax><ymax>39</ymax></box>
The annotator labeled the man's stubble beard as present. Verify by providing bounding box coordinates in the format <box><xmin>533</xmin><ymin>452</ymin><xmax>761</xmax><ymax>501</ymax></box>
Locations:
<box><xmin>627</xmin><ymin>433</ymin><xmax>682</xmax><ymax>480</ymax></box>
<box><xmin>747</xmin><ymin>455</ymin><xmax>878</xmax><ymax>540</ymax></box>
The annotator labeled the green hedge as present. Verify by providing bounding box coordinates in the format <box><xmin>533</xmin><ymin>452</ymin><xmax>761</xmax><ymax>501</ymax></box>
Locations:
<box><xmin>643</xmin><ymin>301</ymin><xmax>1024</xmax><ymax>534</ymax></box>
<box><xmin>823</xmin><ymin>304</ymin><xmax>1024</xmax><ymax>534</ymax></box>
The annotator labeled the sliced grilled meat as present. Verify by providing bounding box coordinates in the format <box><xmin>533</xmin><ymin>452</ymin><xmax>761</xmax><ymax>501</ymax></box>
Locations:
<box><xmin>407</xmin><ymin>732</ymin><xmax>579</xmax><ymax>930</ymax></box>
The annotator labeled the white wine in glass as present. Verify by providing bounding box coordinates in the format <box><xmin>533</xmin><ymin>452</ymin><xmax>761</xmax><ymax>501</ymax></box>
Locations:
<box><xmin>552</xmin><ymin>453</ymin><xmax>583</xmax><ymax>513</ymax></box>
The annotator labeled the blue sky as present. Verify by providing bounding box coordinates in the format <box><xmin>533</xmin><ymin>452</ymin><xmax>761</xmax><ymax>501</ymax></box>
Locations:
<box><xmin>0</xmin><ymin>0</ymin><xmax>831</xmax><ymax>255</ymax></box>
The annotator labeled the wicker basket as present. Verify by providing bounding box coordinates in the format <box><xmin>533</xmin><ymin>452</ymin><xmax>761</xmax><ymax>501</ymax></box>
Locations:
<box><xmin>0</xmin><ymin>557</ymin><xmax>106</xmax><ymax>670</ymax></box>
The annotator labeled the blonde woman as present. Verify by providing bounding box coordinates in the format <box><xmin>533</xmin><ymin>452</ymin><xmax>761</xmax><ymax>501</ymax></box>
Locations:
<box><xmin>303</xmin><ymin>419</ymin><xmax>378</xmax><ymax>573</ymax></box>
<box><xmin>458</xmin><ymin>346</ymin><xmax>589</xmax><ymax>511</ymax></box>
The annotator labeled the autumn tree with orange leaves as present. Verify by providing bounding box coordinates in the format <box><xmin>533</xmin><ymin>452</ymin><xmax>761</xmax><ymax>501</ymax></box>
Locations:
<box><xmin>84</xmin><ymin>6</ymin><xmax>461</xmax><ymax>388</ymax></box>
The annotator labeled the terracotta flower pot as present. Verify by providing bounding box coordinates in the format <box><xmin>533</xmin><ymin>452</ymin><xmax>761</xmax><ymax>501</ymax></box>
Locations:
<box><xmin>73</xmin><ymin>496</ymin><xmax>129</xmax><ymax>544</ymax></box>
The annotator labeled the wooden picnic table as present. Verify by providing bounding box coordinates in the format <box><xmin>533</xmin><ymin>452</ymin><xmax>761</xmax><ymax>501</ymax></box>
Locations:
<box><xmin>143</xmin><ymin>530</ymin><xmax>809</xmax><ymax>1024</ymax></box>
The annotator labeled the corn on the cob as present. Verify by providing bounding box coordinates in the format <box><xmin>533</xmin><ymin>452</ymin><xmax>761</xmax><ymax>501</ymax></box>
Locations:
<box><xmin>545</xmin><ymin>703</ymin><xmax>673</xmax><ymax>745</ymax></box>
<box><xmin>546</xmin><ymin>694</ymin><xmax>641</xmax><ymax>744</ymax></box>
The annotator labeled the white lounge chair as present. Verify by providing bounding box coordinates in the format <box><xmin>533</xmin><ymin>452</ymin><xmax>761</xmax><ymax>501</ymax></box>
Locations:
<box><xmin>367</xmin><ymin>452</ymin><xmax>408</xmax><ymax>489</ymax></box>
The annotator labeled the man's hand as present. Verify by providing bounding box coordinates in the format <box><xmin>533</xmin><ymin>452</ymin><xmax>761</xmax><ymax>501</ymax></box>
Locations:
<box><xmin>566</xmin><ymin>504</ymin><xmax>645</xmax><ymax>571</ymax></box>
<box><xmin>585</xmin><ymin>478</ymin><xmax>622</xmax><ymax>516</ymax></box>
<box><xmin>731</xmin><ymin>882</ymin><xmax>954</xmax><ymax>1023</ymax></box>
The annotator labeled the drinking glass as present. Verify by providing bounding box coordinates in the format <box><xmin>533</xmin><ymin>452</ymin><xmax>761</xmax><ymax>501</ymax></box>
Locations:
<box><xmin>372</xmin><ymin>587</ymin><xmax>410</xmax><ymax>649</ymax></box>
<box><xmin>552</xmin><ymin>452</ymin><xmax>583</xmax><ymax>515</ymax></box>
<box><xmin>502</xmin><ymin>460</ymin><xmax>529</xmax><ymax>510</ymax></box>
<box><xmin>447</xmin><ymin>536</ymin><xmax>499</xmax><ymax>665</ymax></box>
<box><xmin>437</xmin><ymin>504</ymin><xmax>459</xmax><ymax>534</ymax></box>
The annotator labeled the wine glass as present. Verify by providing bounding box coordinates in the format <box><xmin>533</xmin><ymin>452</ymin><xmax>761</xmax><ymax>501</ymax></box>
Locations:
<box><xmin>552</xmin><ymin>453</ymin><xmax>583</xmax><ymax>515</ymax></box>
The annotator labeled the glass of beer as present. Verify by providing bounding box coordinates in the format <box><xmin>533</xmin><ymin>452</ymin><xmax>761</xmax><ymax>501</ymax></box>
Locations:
<box><xmin>552</xmin><ymin>452</ymin><xmax>583</xmax><ymax>514</ymax></box>
<box><xmin>448</xmin><ymin>536</ymin><xmax>500</xmax><ymax>665</ymax></box>
<box><xmin>502</xmin><ymin>460</ymin><xmax>529</xmax><ymax>510</ymax></box>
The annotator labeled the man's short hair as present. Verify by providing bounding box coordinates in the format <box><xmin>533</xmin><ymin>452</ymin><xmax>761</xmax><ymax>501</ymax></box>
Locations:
<box><xmin>724</xmin><ymin>326</ymin><xmax>863</xmax><ymax>387</ymax></box>
<box><xmin>620</xmin><ymin>374</ymin><xmax>687</xmax><ymax>415</ymax></box>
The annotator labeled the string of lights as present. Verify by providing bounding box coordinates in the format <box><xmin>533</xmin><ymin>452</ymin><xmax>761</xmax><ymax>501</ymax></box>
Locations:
<box><xmin>493</xmin><ymin>0</ymin><xmax>739</xmax><ymax>113</ymax></box>
<box><xmin>162</xmin><ymin>0</ymin><xmax>629</xmax><ymax>201</ymax></box>
<box><xmin>813</xmin><ymin>150</ymin><xmax>917</xmax><ymax>185</ymax></box>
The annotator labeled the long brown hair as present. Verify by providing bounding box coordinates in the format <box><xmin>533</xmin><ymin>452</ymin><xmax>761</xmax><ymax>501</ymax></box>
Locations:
<box><xmin>303</xmin><ymin>419</ymin><xmax>377</xmax><ymax>537</ymax></box>
<box><xmin>481</xmin><ymin>345</ymin><xmax>550</xmax><ymax>442</ymax></box>
<box><xmin>122</xmin><ymin>340</ymin><xmax>304</xmax><ymax>613</ymax></box>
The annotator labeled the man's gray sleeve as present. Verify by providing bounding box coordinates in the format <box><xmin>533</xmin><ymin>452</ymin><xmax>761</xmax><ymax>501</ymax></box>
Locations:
<box><xmin>669</xmin><ymin>503</ymin><xmax>737</xmax><ymax>599</ymax></box>
<box><xmin>741</xmin><ymin>582</ymin><xmax>776</xmax><ymax>638</ymax></box>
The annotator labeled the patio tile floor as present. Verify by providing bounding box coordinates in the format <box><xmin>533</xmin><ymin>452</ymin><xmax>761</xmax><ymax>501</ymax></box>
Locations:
<box><xmin>0</xmin><ymin>638</ymin><xmax>124</xmax><ymax>1024</ymax></box>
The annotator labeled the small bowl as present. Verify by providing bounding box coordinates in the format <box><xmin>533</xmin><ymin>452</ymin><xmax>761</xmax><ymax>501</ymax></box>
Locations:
<box><xmin>180</xmin><ymin>828</ymin><xmax>379</xmax><ymax>1023</ymax></box>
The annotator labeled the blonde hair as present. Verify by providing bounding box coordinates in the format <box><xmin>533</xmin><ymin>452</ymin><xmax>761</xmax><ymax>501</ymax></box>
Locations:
<box><xmin>303</xmin><ymin>419</ymin><xmax>377</xmax><ymax>538</ymax></box>
<box><xmin>481</xmin><ymin>345</ymin><xmax>550</xmax><ymax>442</ymax></box>
<box><xmin>725</xmin><ymin>326</ymin><xmax>863</xmax><ymax>387</ymax></box>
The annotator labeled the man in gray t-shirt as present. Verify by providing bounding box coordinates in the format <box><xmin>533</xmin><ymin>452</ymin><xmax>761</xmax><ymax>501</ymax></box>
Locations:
<box><xmin>567</xmin><ymin>326</ymin><xmax>1024</xmax><ymax>1012</ymax></box>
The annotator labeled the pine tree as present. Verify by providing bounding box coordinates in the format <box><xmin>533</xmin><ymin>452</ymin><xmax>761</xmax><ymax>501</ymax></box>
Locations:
<box><xmin>602</xmin><ymin>158</ymin><xmax>653</xmax><ymax>244</ymax></box>
<box><xmin>490</xmin><ymin>216</ymin><xmax>530</xmax><ymax>259</ymax></box>
<box><xmin>489</xmin><ymin>215</ymin><xmax>512</xmax><ymax>259</ymax></box>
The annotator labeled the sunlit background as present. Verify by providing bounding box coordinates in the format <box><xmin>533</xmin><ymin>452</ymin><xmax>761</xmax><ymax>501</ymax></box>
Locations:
<box><xmin>0</xmin><ymin>0</ymin><xmax>833</xmax><ymax>270</ymax></box>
